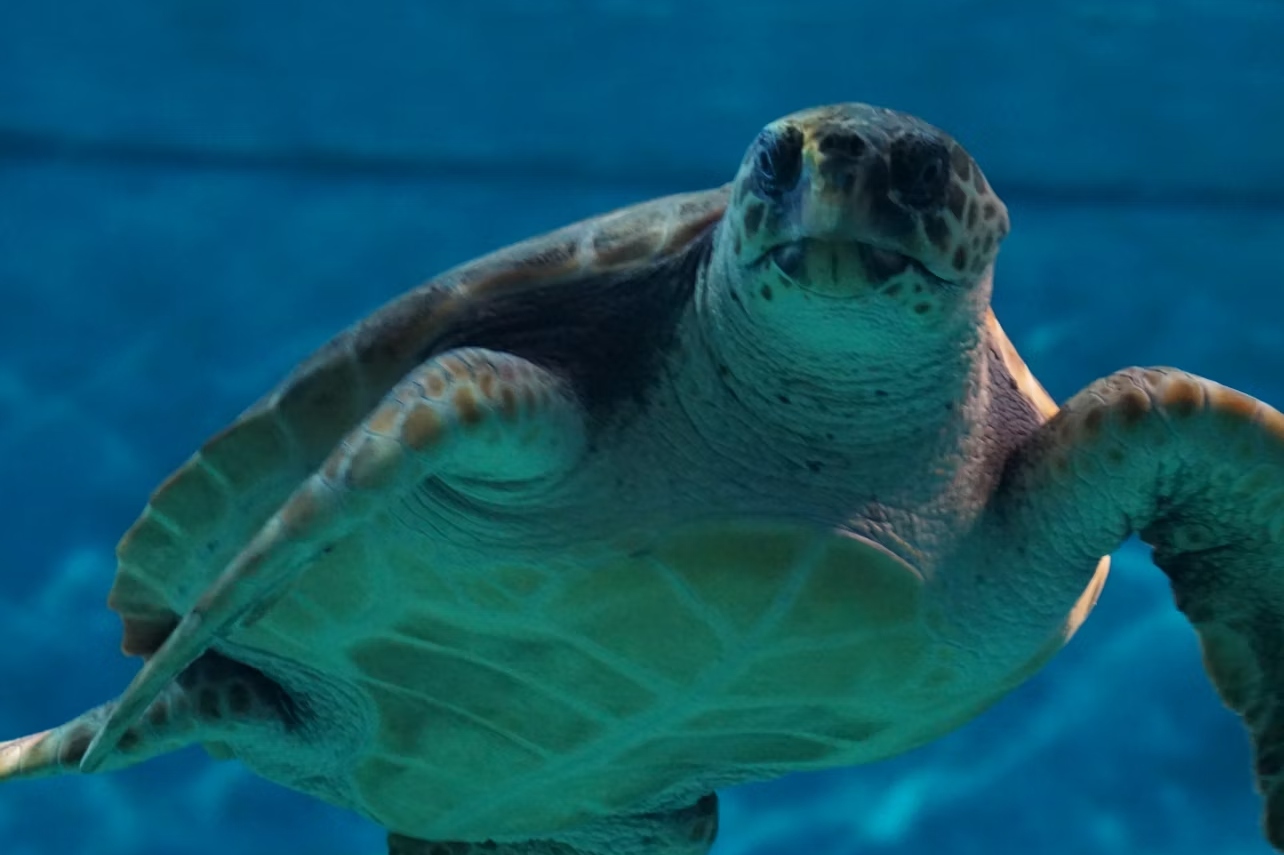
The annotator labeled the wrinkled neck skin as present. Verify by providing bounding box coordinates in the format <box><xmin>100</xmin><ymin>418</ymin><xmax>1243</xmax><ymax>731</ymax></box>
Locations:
<box><xmin>677</xmin><ymin>226</ymin><xmax>995</xmax><ymax>500</ymax></box>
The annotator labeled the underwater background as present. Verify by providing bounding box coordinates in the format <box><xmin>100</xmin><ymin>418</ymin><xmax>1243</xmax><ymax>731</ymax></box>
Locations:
<box><xmin>1</xmin><ymin>1</ymin><xmax>1281</xmax><ymax>853</ymax></box>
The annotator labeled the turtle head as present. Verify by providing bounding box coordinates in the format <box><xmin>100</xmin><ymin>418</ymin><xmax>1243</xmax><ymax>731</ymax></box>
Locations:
<box><xmin>717</xmin><ymin>103</ymin><xmax>1009</xmax><ymax>352</ymax></box>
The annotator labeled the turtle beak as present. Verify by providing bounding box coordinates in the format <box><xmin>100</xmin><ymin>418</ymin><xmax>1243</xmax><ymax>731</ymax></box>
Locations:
<box><xmin>797</xmin><ymin>149</ymin><xmax>993</xmax><ymax>286</ymax></box>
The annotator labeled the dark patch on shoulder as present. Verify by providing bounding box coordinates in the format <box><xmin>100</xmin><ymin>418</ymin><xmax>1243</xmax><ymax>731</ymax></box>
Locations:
<box><xmin>425</xmin><ymin>228</ymin><xmax>714</xmax><ymax>421</ymax></box>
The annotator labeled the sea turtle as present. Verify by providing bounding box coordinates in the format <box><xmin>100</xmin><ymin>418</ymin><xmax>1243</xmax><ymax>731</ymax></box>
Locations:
<box><xmin>4</xmin><ymin>101</ymin><xmax>1284</xmax><ymax>854</ymax></box>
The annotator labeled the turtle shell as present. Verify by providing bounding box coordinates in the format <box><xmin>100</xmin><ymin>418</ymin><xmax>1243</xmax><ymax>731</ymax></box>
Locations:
<box><xmin>107</xmin><ymin>187</ymin><xmax>731</xmax><ymax>658</ymax></box>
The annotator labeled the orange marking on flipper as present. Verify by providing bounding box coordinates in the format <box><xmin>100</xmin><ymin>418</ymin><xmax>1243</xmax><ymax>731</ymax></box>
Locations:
<box><xmin>1211</xmin><ymin>385</ymin><xmax>1261</xmax><ymax>423</ymax></box>
<box><xmin>453</xmin><ymin>387</ymin><xmax>483</xmax><ymax>428</ymax></box>
<box><xmin>441</xmin><ymin>354</ymin><xmax>471</xmax><ymax>383</ymax></box>
<box><xmin>274</xmin><ymin>480</ymin><xmax>340</xmax><ymax>538</ymax></box>
<box><xmin>346</xmin><ymin>435</ymin><xmax>405</xmax><ymax>491</ymax></box>
<box><xmin>402</xmin><ymin>404</ymin><xmax>445</xmax><ymax>450</ymax></box>
<box><xmin>1156</xmin><ymin>373</ymin><xmax>1206</xmax><ymax>418</ymax></box>
<box><xmin>1115</xmin><ymin>387</ymin><xmax>1153</xmax><ymax>429</ymax></box>
<box><xmin>365</xmin><ymin>401</ymin><xmax>405</xmax><ymax>437</ymax></box>
<box><xmin>424</xmin><ymin>371</ymin><xmax>447</xmax><ymax>398</ymax></box>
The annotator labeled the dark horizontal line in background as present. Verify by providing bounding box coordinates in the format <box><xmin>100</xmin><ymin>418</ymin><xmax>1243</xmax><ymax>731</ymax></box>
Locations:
<box><xmin>1</xmin><ymin>126</ymin><xmax>1280</xmax><ymax>214</ymax></box>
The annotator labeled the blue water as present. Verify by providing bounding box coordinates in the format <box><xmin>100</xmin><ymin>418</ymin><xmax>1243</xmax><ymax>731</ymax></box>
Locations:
<box><xmin>1</xmin><ymin>2</ymin><xmax>1281</xmax><ymax>853</ymax></box>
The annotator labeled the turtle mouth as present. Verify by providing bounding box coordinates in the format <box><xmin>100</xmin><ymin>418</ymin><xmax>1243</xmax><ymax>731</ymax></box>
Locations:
<box><xmin>753</xmin><ymin>239</ymin><xmax>956</xmax><ymax>289</ymax></box>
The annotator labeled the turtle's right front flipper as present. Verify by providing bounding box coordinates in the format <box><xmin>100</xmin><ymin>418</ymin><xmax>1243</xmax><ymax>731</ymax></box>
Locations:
<box><xmin>79</xmin><ymin>348</ymin><xmax>588</xmax><ymax>774</ymax></box>
<box><xmin>0</xmin><ymin>651</ymin><xmax>295</xmax><ymax>780</ymax></box>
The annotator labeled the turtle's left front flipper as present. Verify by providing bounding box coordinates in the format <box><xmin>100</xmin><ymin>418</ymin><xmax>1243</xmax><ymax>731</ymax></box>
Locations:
<box><xmin>78</xmin><ymin>347</ymin><xmax>588</xmax><ymax>775</ymax></box>
<box><xmin>972</xmin><ymin>367</ymin><xmax>1284</xmax><ymax>851</ymax></box>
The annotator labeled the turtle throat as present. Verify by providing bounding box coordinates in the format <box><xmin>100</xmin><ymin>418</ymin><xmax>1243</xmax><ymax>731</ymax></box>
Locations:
<box><xmin>683</xmin><ymin>229</ymin><xmax>992</xmax><ymax>458</ymax></box>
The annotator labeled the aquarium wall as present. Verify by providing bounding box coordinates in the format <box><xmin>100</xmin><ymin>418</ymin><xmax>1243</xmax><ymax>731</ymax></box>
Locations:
<box><xmin>0</xmin><ymin>1</ymin><xmax>1281</xmax><ymax>854</ymax></box>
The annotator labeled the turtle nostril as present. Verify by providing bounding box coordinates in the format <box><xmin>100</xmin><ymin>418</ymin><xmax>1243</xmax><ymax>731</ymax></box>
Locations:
<box><xmin>817</xmin><ymin>131</ymin><xmax>867</xmax><ymax>162</ymax></box>
<box><xmin>890</xmin><ymin>133</ymin><xmax>951</xmax><ymax>211</ymax></box>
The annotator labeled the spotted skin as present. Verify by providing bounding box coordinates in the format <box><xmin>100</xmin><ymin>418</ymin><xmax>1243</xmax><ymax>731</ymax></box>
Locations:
<box><xmin>3</xmin><ymin>101</ymin><xmax>1284</xmax><ymax>855</ymax></box>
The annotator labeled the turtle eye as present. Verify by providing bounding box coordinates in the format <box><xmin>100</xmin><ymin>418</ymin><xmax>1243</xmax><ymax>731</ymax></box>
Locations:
<box><xmin>753</xmin><ymin>126</ymin><xmax>804</xmax><ymax>198</ymax></box>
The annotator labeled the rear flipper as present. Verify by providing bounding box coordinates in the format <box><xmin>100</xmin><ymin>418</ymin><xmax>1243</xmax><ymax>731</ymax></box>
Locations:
<box><xmin>387</xmin><ymin>794</ymin><xmax>719</xmax><ymax>855</ymax></box>
<box><xmin>0</xmin><ymin>652</ymin><xmax>294</xmax><ymax>780</ymax></box>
